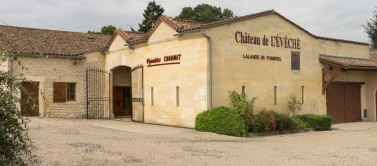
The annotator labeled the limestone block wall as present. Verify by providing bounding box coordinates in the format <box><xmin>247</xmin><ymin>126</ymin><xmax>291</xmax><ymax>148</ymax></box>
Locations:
<box><xmin>365</xmin><ymin>49</ymin><xmax>377</xmax><ymax>121</ymax></box>
<box><xmin>106</xmin><ymin>25</ymin><xmax>208</xmax><ymax>128</ymax></box>
<box><xmin>112</xmin><ymin>66</ymin><xmax>131</xmax><ymax>86</ymax></box>
<box><xmin>13</xmin><ymin>52</ymin><xmax>106</xmax><ymax>118</ymax></box>
<box><xmin>205</xmin><ymin>14</ymin><xmax>334</xmax><ymax>115</ymax></box>
<box><xmin>319</xmin><ymin>40</ymin><xmax>369</xmax><ymax>58</ymax></box>
<box><xmin>0</xmin><ymin>60</ymin><xmax>8</xmax><ymax>72</ymax></box>
<box><xmin>366</xmin><ymin>72</ymin><xmax>377</xmax><ymax>121</ymax></box>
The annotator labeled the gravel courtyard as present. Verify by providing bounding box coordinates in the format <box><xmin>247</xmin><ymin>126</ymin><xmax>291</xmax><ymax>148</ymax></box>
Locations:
<box><xmin>27</xmin><ymin>118</ymin><xmax>377</xmax><ymax>166</ymax></box>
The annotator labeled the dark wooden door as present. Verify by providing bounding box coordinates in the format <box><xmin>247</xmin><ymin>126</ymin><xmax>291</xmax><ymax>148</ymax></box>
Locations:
<box><xmin>21</xmin><ymin>82</ymin><xmax>39</xmax><ymax>116</ymax></box>
<box><xmin>326</xmin><ymin>84</ymin><xmax>345</xmax><ymax>124</ymax></box>
<box><xmin>345</xmin><ymin>85</ymin><xmax>361</xmax><ymax>122</ymax></box>
<box><xmin>113</xmin><ymin>87</ymin><xmax>131</xmax><ymax>117</ymax></box>
<box><xmin>326</xmin><ymin>83</ymin><xmax>361</xmax><ymax>124</ymax></box>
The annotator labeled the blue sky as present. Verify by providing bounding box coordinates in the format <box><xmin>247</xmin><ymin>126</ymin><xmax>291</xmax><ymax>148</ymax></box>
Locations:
<box><xmin>0</xmin><ymin>0</ymin><xmax>375</xmax><ymax>43</ymax></box>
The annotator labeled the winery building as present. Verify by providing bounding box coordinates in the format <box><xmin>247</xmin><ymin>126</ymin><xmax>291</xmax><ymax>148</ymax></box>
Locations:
<box><xmin>1</xmin><ymin>9</ymin><xmax>376</xmax><ymax>128</ymax></box>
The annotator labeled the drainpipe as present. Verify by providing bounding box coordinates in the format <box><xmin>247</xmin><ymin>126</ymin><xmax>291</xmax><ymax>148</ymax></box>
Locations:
<box><xmin>9</xmin><ymin>58</ymin><xmax>13</xmax><ymax>94</ymax></box>
<box><xmin>201</xmin><ymin>30</ymin><xmax>213</xmax><ymax>109</ymax></box>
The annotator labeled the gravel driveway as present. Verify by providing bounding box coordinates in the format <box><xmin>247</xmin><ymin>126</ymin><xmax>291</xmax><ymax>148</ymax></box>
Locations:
<box><xmin>27</xmin><ymin>117</ymin><xmax>377</xmax><ymax>165</ymax></box>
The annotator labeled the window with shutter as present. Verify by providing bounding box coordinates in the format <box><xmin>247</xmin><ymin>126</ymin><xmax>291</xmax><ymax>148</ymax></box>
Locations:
<box><xmin>291</xmin><ymin>51</ymin><xmax>300</xmax><ymax>70</ymax></box>
<box><xmin>53</xmin><ymin>82</ymin><xmax>66</xmax><ymax>102</ymax></box>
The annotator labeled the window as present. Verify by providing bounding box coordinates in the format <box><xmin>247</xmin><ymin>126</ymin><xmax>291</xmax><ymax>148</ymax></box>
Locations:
<box><xmin>291</xmin><ymin>51</ymin><xmax>300</xmax><ymax>70</ymax></box>
<box><xmin>274</xmin><ymin>86</ymin><xmax>277</xmax><ymax>105</ymax></box>
<box><xmin>302</xmin><ymin>86</ymin><xmax>304</xmax><ymax>104</ymax></box>
<box><xmin>67</xmin><ymin>83</ymin><xmax>75</xmax><ymax>101</ymax></box>
<box><xmin>151</xmin><ymin>87</ymin><xmax>154</xmax><ymax>105</ymax></box>
<box><xmin>53</xmin><ymin>82</ymin><xmax>76</xmax><ymax>102</ymax></box>
<box><xmin>242</xmin><ymin>86</ymin><xmax>245</xmax><ymax>94</ymax></box>
<box><xmin>176</xmin><ymin>86</ymin><xmax>179</xmax><ymax>107</ymax></box>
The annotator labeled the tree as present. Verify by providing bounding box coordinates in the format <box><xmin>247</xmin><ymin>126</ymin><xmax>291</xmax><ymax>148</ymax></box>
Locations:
<box><xmin>176</xmin><ymin>3</ymin><xmax>235</xmax><ymax>23</ymax></box>
<box><xmin>87</xmin><ymin>25</ymin><xmax>116</xmax><ymax>35</ymax></box>
<box><xmin>136</xmin><ymin>1</ymin><xmax>165</xmax><ymax>32</ymax></box>
<box><xmin>0</xmin><ymin>32</ymin><xmax>38</xmax><ymax>165</ymax></box>
<box><xmin>364</xmin><ymin>9</ymin><xmax>377</xmax><ymax>48</ymax></box>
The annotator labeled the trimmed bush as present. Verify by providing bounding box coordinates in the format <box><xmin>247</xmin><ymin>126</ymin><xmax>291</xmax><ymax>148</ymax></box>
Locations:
<box><xmin>296</xmin><ymin>114</ymin><xmax>332</xmax><ymax>131</ymax></box>
<box><xmin>195</xmin><ymin>107</ymin><xmax>248</xmax><ymax>137</ymax></box>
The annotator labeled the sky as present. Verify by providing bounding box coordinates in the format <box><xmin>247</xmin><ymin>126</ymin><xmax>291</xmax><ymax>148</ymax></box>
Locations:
<box><xmin>0</xmin><ymin>0</ymin><xmax>375</xmax><ymax>43</ymax></box>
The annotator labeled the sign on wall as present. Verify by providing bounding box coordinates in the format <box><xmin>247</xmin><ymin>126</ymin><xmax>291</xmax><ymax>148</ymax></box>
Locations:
<box><xmin>146</xmin><ymin>54</ymin><xmax>182</xmax><ymax>67</ymax></box>
<box><xmin>235</xmin><ymin>31</ymin><xmax>301</xmax><ymax>62</ymax></box>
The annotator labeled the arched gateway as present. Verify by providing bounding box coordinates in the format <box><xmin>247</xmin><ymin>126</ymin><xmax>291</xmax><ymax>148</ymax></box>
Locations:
<box><xmin>110</xmin><ymin>65</ymin><xmax>144</xmax><ymax>122</ymax></box>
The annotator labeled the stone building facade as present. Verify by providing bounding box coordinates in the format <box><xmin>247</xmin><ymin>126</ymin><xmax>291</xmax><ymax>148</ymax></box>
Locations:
<box><xmin>1</xmin><ymin>9</ymin><xmax>377</xmax><ymax>128</ymax></box>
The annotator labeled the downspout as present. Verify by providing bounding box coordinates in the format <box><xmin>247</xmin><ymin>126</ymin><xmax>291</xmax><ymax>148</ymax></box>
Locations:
<box><xmin>9</xmin><ymin>59</ymin><xmax>13</xmax><ymax>94</ymax></box>
<box><xmin>201</xmin><ymin>30</ymin><xmax>213</xmax><ymax>109</ymax></box>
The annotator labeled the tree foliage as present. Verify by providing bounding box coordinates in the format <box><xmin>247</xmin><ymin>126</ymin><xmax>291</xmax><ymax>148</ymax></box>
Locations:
<box><xmin>176</xmin><ymin>3</ymin><xmax>235</xmax><ymax>23</ymax></box>
<box><xmin>87</xmin><ymin>25</ymin><xmax>116</xmax><ymax>35</ymax></box>
<box><xmin>0</xmin><ymin>32</ymin><xmax>38</xmax><ymax>165</ymax></box>
<box><xmin>136</xmin><ymin>1</ymin><xmax>165</xmax><ymax>33</ymax></box>
<box><xmin>364</xmin><ymin>9</ymin><xmax>377</xmax><ymax>48</ymax></box>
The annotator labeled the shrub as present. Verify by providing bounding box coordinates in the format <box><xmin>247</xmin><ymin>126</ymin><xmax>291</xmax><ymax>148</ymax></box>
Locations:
<box><xmin>296</xmin><ymin>114</ymin><xmax>332</xmax><ymax>131</ymax></box>
<box><xmin>250</xmin><ymin>110</ymin><xmax>277</xmax><ymax>132</ymax></box>
<box><xmin>195</xmin><ymin>107</ymin><xmax>248</xmax><ymax>137</ymax></box>
<box><xmin>286</xmin><ymin>94</ymin><xmax>303</xmax><ymax>117</ymax></box>
<box><xmin>269</xmin><ymin>111</ymin><xmax>307</xmax><ymax>132</ymax></box>
<box><xmin>0</xmin><ymin>46</ymin><xmax>38</xmax><ymax>164</ymax></box>
<box><xmin>228</xmin><ymin>91</ymin><xmax>257</xmax><ymax>121</ymax></box>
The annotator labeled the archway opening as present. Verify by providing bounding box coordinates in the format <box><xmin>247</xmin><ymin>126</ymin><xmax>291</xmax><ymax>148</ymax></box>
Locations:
<box><xmin>111</xmin><ymin>66</ymin><xmax>131</xmax><ymax>117</ymax></box>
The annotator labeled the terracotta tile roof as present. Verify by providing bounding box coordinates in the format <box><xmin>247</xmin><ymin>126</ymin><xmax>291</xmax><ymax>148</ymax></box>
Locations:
<box><xmin>319</xmin><ymin>51</ymin><xmax>377</xmax><ymax>69</ymax></box>
<box><xmin>126</xmin><ymin>15</ymin><xmax>202</xmax><ymax>44</ymax></box>
<box><xmin>0</xmin><ymin>25</ymin><xmax>111</xmax><ymax>56</ymax></box>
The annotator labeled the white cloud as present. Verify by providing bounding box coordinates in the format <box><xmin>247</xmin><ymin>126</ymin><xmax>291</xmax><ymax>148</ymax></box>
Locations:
<box><xmin>0</xmin><ymin>0</ymin><xmax>375</xmax><ymax>42</ymax></box>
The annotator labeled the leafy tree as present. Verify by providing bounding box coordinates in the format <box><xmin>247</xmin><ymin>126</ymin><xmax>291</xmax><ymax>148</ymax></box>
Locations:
<box><xmin>136</xmin><ymin>1</ymin><xmax>165</xmax><ymax>32</ymax></box>
<box><xmin>364</xmin><ymin>8</ymin><xmax>377</xmax><ymax>48</ymax></box>
<box><xmin>87</xmin><ymin>25</ymin><xmax>116</xmax><ymax>35</ymax></box>
<box><xmin>176</xmin><ymin>3</ymin><xmax>235</xmax><ymax>23</ymax></box>
<box><xmin>0</xmin><ymin>32</ymin><xmax>38</xmax><ymax>165</ymax></box>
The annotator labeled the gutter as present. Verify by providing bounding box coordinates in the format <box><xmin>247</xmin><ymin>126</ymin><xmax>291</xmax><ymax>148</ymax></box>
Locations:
<box><xmin>124</xmin><ymin>38</ymin><xmax>149</xmax><ymax>47</ymax></box>
<box><xmin>200</xmin><ymin>30</ymin><xmax>213</xmax><ymax>109</ymax></box>
<box><xmin>16</xmin><ymin>54</ymin><xmax>86</xmax><ymax>59</ymax></box>
<box><xmin>173</xmin><ymin>29</ymin><xmax>202</xmax><ymax>36</ymax></box>
<box><xmin>347</xmin><ymin>66</ymin><xmax>377</xmax><ymax>71</ymax></box>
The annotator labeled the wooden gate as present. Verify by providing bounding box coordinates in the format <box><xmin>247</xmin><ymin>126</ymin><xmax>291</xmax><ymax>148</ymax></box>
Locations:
<box><xmin>326</xmin><ymin>83</ymin><xmax>361</xmax><ymax>124</ymax></box>
<box><xmin>21</xmin><ymin>82</ymin><xmax>39</xmax><ymax>116</ymax></box>
<box><xmin>131</xmin><ymin>65</ymin><xmax>144</xmax><ymax>122</ymax></box>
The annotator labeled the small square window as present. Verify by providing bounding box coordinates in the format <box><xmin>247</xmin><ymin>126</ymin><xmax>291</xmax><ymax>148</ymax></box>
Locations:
<box><xmin>66</xmin><ymin>83</ymin><xmax>76</xmax><ymax>101</ymax></box>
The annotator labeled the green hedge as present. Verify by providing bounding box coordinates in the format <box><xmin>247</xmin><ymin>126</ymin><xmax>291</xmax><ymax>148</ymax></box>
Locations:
<box><xmin>296</xmin><ymin>114</ymin><xmax>332</xmax><ymax>131</ymax></box>
<box><xmin>195</xmin><ymin>107</ymin><xmax>247</xmax><ymax>137</ymax></box>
